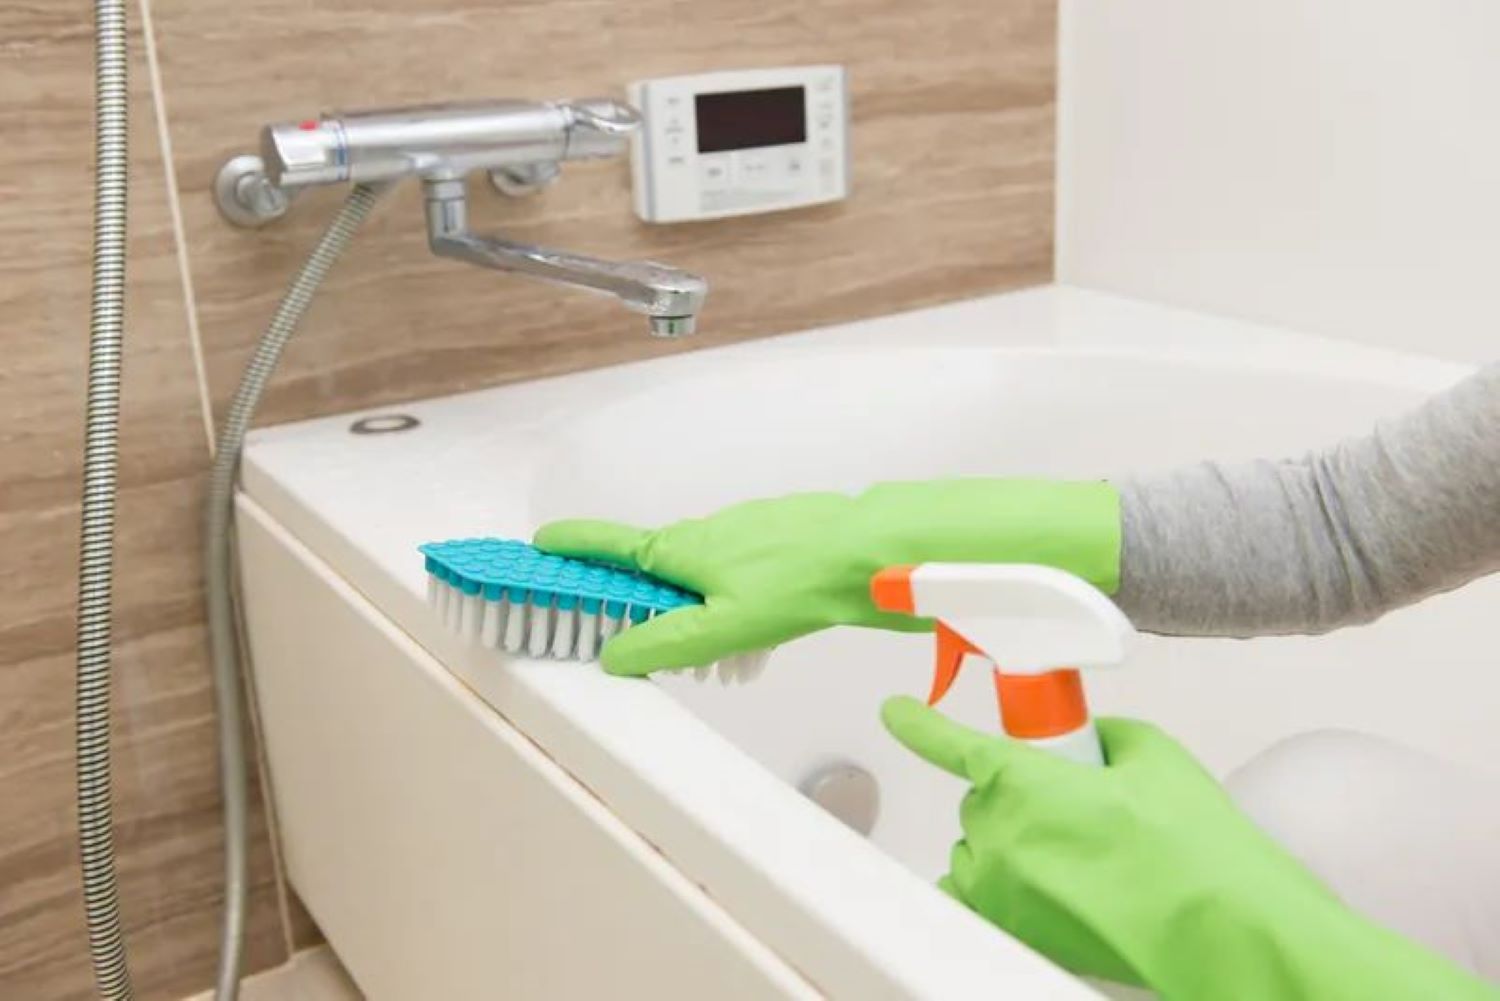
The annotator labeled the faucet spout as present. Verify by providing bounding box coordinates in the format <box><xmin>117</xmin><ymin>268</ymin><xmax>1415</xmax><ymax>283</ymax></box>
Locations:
<box><xmin>424</xmin><ymin>179</ymin><xmax>706</xmax><ymax>337</ymax></box>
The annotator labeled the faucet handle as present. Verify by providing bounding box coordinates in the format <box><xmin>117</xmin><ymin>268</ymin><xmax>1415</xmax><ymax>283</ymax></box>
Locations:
<box><xmin>488</xmin><ymin>100</ymin><xmax>640</xmax><ymax>196</ymax></box>
<box><xmin>562</xmin><ymin>99</ymin><xmax>642</xmax><ymax>137</ymax></box>
<box><xmin>557</xmin><ymin>98</ymin><xmax>641</xmax><ymax>162</ymax></box>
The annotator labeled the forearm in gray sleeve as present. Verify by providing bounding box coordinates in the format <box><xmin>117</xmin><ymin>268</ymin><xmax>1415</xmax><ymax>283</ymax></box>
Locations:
<box><xmin>1115</xmin><ymin>363</ymin><xmax>1500</xmax><ymax>636</ymax></box>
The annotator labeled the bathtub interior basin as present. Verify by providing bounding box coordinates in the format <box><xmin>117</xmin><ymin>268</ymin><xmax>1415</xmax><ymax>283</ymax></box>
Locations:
<box><xmin>525</xmin><ymin>341</ymin><xmax>1500</xmax><ymax>879</ymax></box>
<box><xmin>238</xmin><ymin>287</ymin><xmax>1498</xmax><ymax>998</ymax></box>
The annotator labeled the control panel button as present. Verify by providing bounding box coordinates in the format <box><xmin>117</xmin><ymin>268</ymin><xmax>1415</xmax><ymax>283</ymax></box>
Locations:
<box><xmin>698</xmin><ymin>153</ymin><xmax>731</xmax><ymax>191</ymax></box>
<box><xmin>734</xmin><ymin>149</ymin><xmax>777</xmax><ymax>186</ymax></box>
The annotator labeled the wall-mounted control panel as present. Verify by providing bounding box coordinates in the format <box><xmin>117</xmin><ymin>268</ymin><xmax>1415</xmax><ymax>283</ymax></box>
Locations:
<box><xmin>629</xmin><ymin>65</ymin><xmax>849</xmax><ymax>223</ymax></box>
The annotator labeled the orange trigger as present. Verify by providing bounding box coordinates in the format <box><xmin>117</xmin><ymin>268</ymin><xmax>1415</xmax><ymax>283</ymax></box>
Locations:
<box><xmin>928</xmin><ymin>622</ymin><xmax>983</xmax><ymax>705</ymax></box>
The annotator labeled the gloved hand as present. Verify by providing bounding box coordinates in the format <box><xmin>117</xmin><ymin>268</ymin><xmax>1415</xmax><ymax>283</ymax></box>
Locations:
<box><xmin>882</xmin><ymin>697</ymin><xmax>1498</xmax><ymax>1000</ymax></box>
<box><xmin>534</xmin><ymin>478</ymin><xmax>1120</xmax><ymax>674</ymax></box>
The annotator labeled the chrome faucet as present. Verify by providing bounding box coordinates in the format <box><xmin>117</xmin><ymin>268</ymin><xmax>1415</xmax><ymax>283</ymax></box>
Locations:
<box><xmin>423</xmin><ymin>178</ymin><xmax>704</xmax><ymax>335</ymax></box>
<box><xmin>213</xmin><ymin>97</ymin><xmax>707</xmax><ymax>337</ymax></box>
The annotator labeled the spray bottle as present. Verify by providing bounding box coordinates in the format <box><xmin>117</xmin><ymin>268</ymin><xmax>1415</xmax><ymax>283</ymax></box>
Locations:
<box><xmin>871</xmin><ymin>563</ymin><xmax>1136</xmax><ymax>765</ymax></box>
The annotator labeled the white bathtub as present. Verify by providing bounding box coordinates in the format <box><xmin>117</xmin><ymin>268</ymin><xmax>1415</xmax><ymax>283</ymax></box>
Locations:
<box><xmin>237</xmin><ymin>285</ymin><xmax>1497</xmax><ymax>999</ymax></box>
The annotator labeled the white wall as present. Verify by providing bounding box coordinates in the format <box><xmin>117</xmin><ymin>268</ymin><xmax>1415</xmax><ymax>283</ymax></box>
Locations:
<box><xmin>1058</xmin><ymin>0</ymin><xmax>1500</xmax><ymax>363</ymax></box>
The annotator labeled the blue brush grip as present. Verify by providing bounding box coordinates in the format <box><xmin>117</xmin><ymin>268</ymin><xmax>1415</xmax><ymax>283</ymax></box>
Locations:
<box><xmin>418</xmin><ymin>538</ymin><xmax>701</xmax><ymax>615</ymax></box>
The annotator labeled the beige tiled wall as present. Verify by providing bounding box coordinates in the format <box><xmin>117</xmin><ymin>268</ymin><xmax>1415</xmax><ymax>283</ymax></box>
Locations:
<box><xmin>0</xmin><ymin>12</ymin><xmax>289</xmax><ymax>1001</ymax></box>
<box><xmin>0</xmin><ymin>0</ymin><xmax>1055</xmax><ymax>996</ymax></box>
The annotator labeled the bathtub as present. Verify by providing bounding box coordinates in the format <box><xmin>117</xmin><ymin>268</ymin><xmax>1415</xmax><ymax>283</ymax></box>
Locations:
<box><xmin>237</xmin><ymin>285</ymin><xmax>1497</xmax><ymax>999</ymax></box>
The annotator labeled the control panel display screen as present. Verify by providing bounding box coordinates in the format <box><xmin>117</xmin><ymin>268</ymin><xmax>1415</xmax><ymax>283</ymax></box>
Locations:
<box><xmin>695</xmin><ymin>86</ymin><xmax>806</xmax><ymax>153</ymax></box>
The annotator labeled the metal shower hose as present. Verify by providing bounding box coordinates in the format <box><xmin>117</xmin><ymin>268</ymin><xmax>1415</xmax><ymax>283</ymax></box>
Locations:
<box><xmin>202</xmin><ymin>181</ymin><xmax>387</xmax><ymax>999</ymax></box>
<box><xmin>76</xmin><ymin>0</ymin><xmax>133</xmax><ymax>995</ymax></box>
<box><xmin>74</xmin><ymin>0</ymin><xmax>388</xmax><ymax>987</ymax></box>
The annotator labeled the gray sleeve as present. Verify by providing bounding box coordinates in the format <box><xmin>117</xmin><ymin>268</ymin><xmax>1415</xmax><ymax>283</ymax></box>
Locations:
<box><xmin>1115</xmin><ymin>363</ymin><xmax>1500</xmax><ymax>636</ymax></box>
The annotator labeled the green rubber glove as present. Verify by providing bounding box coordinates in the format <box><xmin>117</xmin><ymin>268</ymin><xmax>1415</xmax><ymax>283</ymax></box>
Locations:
<box><xmin>534</xmin><ymin>479</ymin><xmax>1120</xmax><ymax>674</ymax></box>
<box><xmin>882</xmin><ymin>697</ymin><xmax>1498</xmax><ymax>1000</ymax></box>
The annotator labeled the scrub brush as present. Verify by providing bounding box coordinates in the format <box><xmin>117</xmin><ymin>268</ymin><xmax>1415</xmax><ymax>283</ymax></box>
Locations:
<box><xmin>420</xmin><ymin>538</ymin><xmax>769</xmax><ymax>682</ymax></box>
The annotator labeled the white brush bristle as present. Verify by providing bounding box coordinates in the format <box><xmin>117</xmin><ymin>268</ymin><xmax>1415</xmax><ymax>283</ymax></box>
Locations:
<box><xmin>503</xmin><ymin>597</ymin><xmax>526</xmax><ymax>653</ymax></box>
<box><xmin>526</xmin><ymin>603</ymin><xmax>551</xmax><ymax>658</ymax></box>
<box><xmin>428</xmin><ymin>578</ymin><xmax>615</xmax><ymax>663</ymax></box>
<box><xmin>427</xmin><ymin>577</ymin><xmax>770</xmax><ymax>683</ymax></box>
<box><xmin>461</xmin><ymin>593</ymin><xmax>482</xmax><ymax>638</ymax></box>
<box><xmin>577</xmin><ymin>615</ymin><xmax>598</xmax><ymax>661</ymax></box>
<box><xmin>480</xmin><ymin>600</ymin><xmax>504</xmax><ymax>648</ymax></box>
<box><xmin>551</xmin><ymin>608</ymin><xmax>577</xmax><ymax>658</ymax></box>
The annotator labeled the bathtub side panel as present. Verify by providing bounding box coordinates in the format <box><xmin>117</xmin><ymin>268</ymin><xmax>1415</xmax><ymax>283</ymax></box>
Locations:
<box><xmin>236</xmin><ymin>497</ymin><xmax>817</xmax><ymax>1000</ymax></box>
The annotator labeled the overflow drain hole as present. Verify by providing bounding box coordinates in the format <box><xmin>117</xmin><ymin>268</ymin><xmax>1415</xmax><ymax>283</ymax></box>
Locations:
<box><xmin>350</xmin><ymin>413</ymin><xmax>420</xmax><ymax>435</ymax></box>
<box><xmin>799</xmin><ymin>762</ymin><xmax>880</xmax><ymax>836</ymax></box>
